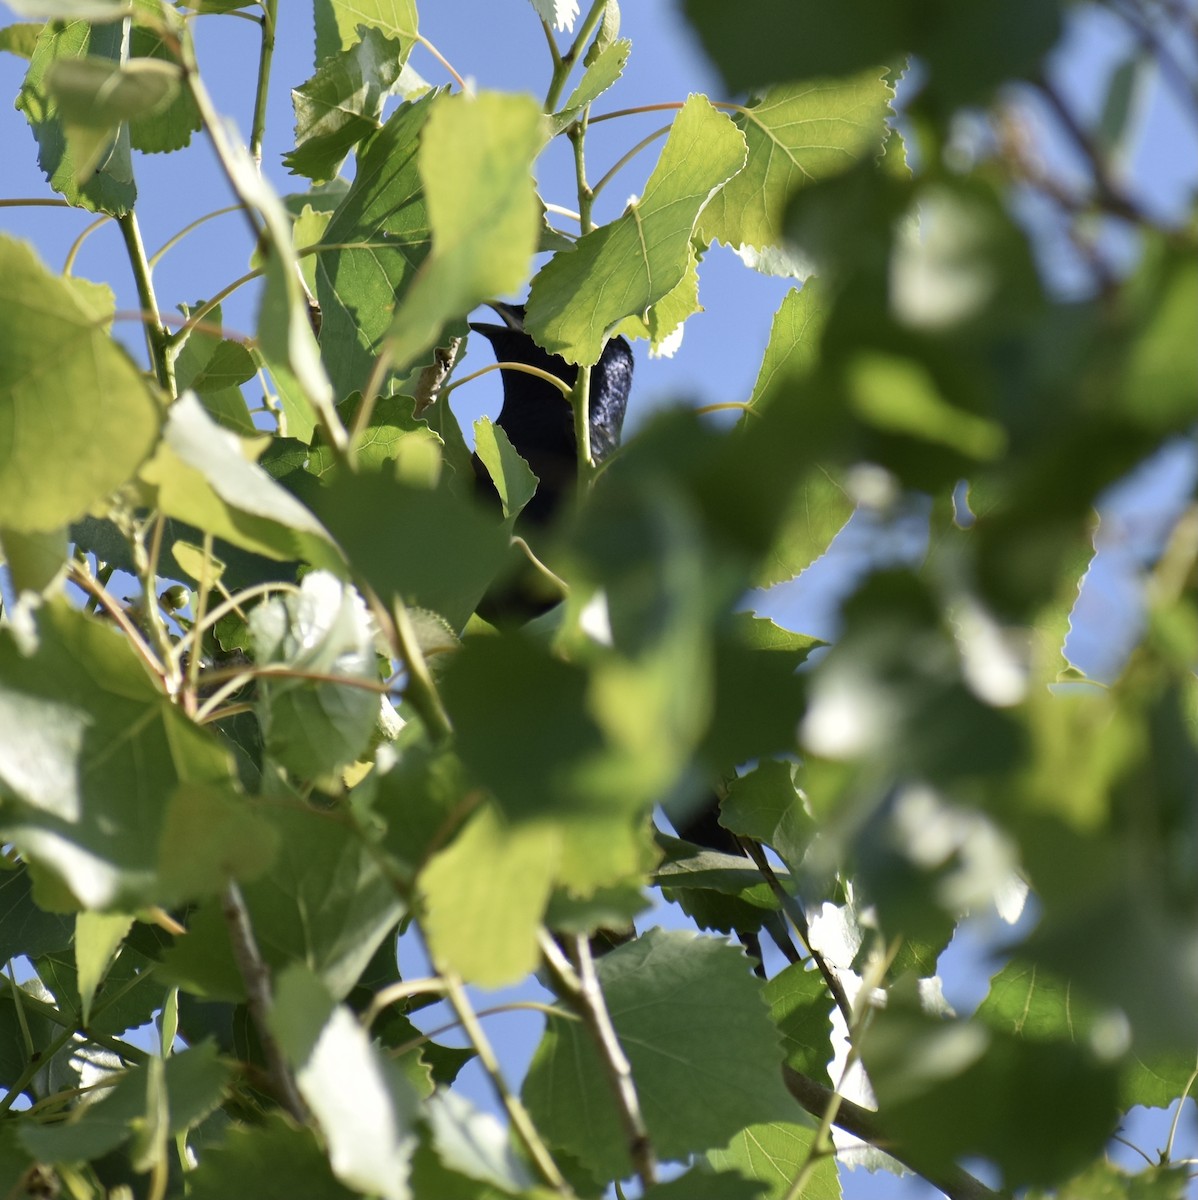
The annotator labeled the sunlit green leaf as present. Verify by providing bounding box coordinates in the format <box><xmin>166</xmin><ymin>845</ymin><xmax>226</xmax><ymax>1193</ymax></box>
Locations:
<box><xmin>526</xmin><ymin>95</ymin><xmax>747</xmax><ymax>365</ymax></box>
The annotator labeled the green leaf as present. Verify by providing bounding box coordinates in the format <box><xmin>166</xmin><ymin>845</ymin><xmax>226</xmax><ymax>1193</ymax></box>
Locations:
<box><xmin>1026</xmin><ymin>1161</ymin><xmax>1190</xmax><ymax>1200</ymax></box>
<box><xmin>16</xmin><ymin>19</ymin><xmax>137</xmax><ymax>212</ymax></box>
<box><xmin>749</xmin><ymin>283</ymin><xmax>828</xmax><ymax>408</ymax></box>
<box><xmin>707</xmin><ymin>1122</ymin><xmax>839</xmax><ymax>1200</ymax></box>
<box><xmin>699</xmin><ymin>74</ymin><xmax>892</xmax><ymax>255</ymax></box>
<box><xmin>315</xmin><ymin>92</ymin><xmax>436</xmax><ymax>399</ymax></box>
<box><xmin>523</xmin><ymin>929</ymin><xmax>793</xmax><ymax>1180</ymax></box>
<box><xmin>7</xmin><ymin>1</ymin><xmax>128</xmax><ymax>15</ymax></box>
<box><xmin>174</xmin><ymin>302</ymin><xmax>257</xmax><ymax>435</ymax></box>
<box><xmin>643</xmin><ymin>1168</ymin><xmax>769</xmax><ymax>1200</ymax></box>
<box><xmin>0</xmin><ymin>237</ymin><xmax>159</xmax><ymax>532</ymax></box>
<box><xmin>385</xmin><ymin>91</ymin><xmax>545</xmax><ymax>372</ymax></box>
<box><xmin>18</xmin><ymin>1041</ymin><xmax>231</xmax><ymax>1165</ymax></box>
<box><xmin>613</xmin><ymin>242</ymin><xmax>702</xmax><ymax>356</ymax></box>
<box><xmin>0</xmin><ymin>526</ymin><xmax>69</xmax><ymax>595</ymax></box>
<box><xmin>472</xmin><ymin>418</ymin><xmax>538</xmax><ymax>523</ymax></box>
<box><xmin>314</xmin><ymin>0</ymin><xmax>418</xmax><ymax>64</ymax></box>
<box><xmin>526</xmin><ymin>95</ymin><xmax>747</xmax><ymax>365</ymax></box>
<box><xmin>763</xmin><ymin>963</ymin><xmax>835</xmax><ymax>1086</ymax></box>
<box><xmin>0</xmin><ymin>23</ymin><xmax>44</xmax><ymax>58</ymax></box>
<box><xmin>140</xmin><ymin>393</ymin><xmax>341</xmax><ymax>569</ymax></box>
<box><xmin>188</xmin><ymin>1113</ymin><xmax>358</xmax><ymax>1200</ymax></box>
<box><xmin>273</xmin><ymin>965</ymin><xmax>419</xmax><ymax>1200</ymax></box>
<box><xmin>680</xmin><ymin>0</ymin><xmax>1061</xmax><ymax>107</ymax></box>
<box><xmin>127</xmin><ymin>24</ymin><xmax>202</xmax><ymax>153</ymax></box>
<box><xmin>861</xmin><ymin>985</ymin><xmax>1120</xmax><ymax>1189</ymax></box>
<box><xmin>285</xmin><ymin>27</ymin><xmax>409</xmax><ymax>184</ymax></box>
<box><xmin>418</xmin><ymin>803</ymin><xmax>558</xmax><ymax>986</ymax></box>
<box><xmin>550</xmin><ymin>37</ymin><xmax>631</xmax><ymax>134</ymax></box>
<box><xmin>45</xmin><ymin>55</ymin><xmax>180</xmax><ymax>182</ymax></box>
<box><xmin>158</xmin><ymin>803</ymin><xmax>403</xmax><ymax>1002</ymax></box>
<box><xmin>312</xmin><ymin>468</ymin><xmax>508</xmax><ymax>631</ymax></box>
<box><xmin>74</xmin><ymin>910</ymin><xmax>132</xmax><ymax>1025</ymax></box>
<box><xmin>249</xmin><ymin>571</ymin><xmax>379</xmax><ymax>779</ymax></box>
<box><xmin>0</xmin><ymin>602</ymin><xmax>253</xmax><ymax>910</ymax></box>
<box><xmin>720</xmin><ymin>761</ymin><xmax>817</xmax><ymax>872</ymax></box>
<box><xmin>0</xmin><ymin>865</ymin><xmax>73</xmax><ymax>962</ymax></box>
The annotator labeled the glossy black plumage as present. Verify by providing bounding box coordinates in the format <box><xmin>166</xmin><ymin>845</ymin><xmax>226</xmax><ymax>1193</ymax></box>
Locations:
<box><xmin>468</xmin><ymin>304</ymin><xmax>633</xmax><ymax>526</ymax></box>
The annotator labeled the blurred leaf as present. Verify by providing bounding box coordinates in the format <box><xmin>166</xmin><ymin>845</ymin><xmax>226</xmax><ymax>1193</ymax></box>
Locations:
<box><xmin>188</xmin><ymin>1113</ymin><xmax>358</xmax><ymax>1200</ymax></box>
<box><xmin>273</xmin><ymin>965</ymin><xmax>419</xmax><ymax>1200</ymax></box>
<box><xmin>0</xmin><ymin>866</ymin><xmax>73</xmax><ymax>961</ymax></box>
<box><xmin>286</xmin><ymin>26</ymin><xmax>408</xmax><ymax>183</ymax></box>
<box><xmin>1026</xmin><ymin>1161</ymin><xmax>1190</xmax><ymax>1200</ymax></box>
<box><xmin>141</xmin><ymin>393</ymin><xmax>340</xmax><ymax>569</ymax></box>
<box><xmin>526</xmin><ymin>95</ymin><xmax>747</xmax><ymax>365</ymax></box>
<box><xmin>0</xmin><ymin>237</ymin><xmax>159</xmax><ymax>532</ymax></box>
<box><xmin>524</xmin><ymin>930</ymin><xmax>793</xmax><ymax>1180</ymax></box>
<box><xmin>418</xmin><ymin>803</ymin><xmax>558</xmax><ymax>987</ymax></box>
<box><xmin>385</xmin><ymin>91</ymin><xmax>544</xmax><ymax>372</ymax></box>
<box><xmin>861</xmin><ymin>984</ymin><xmax>1119</xmax><ymax>1189</ymax></box>
<box><xmin>680</xmin><ymin>0</ymin><xmax>1061</xmax><ymax>107</ymax></box>
<box><xmin>643</xmin><ymin>1168</ymin><xmax>769</xmax><ymax>1200</ymax></box>
<box><xmin>0</xmin><ymin>24</ymin><xmax>43</xmax><ymax>58</ymax></box>
<box><xmin>313</xmin><ymin>468</ymin><xmax>508</xmax><ymax>631</ymax></box>
<box><xmin>45</xmin><ymin>54</ymin><xmax>179</xmax><ymax>181</ymax></box>
<box><xmin>0</xmin><ymin>526</ymin><xmax>69</xmax><ymax>596</ymax></box>
<box><xmin>19</xmin><ymin>1041</ymin><xmax>230</xmax><ymax>1165</ymax></box>
<box><xmin>16</xmin><ymin>18</ymin><xmax>136</xmax><ymax>213</ymax></box>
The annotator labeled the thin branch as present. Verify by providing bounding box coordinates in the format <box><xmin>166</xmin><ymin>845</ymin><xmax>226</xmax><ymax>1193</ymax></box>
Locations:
<box><xmin>117</xmin><ymin>211</ymin><xmax>175</xmax><ymax>395</ymax></box>
<box><xmin>542</xmin><ymin>932</ymin><xmax>657</xmax><ymax>1189</ymax></box>
<box><xmin>386</xmin><ymin>1000</ymin><xmax>579</xmax><ymax>1060</ymax></box>
<box><xmin>591</xmin><ymin>124</ymin><xmax>672</xmax><ymax>198</ymax></box>
<box><xmin>1036</xmin><ymin>74</ymin><xmax>1147</xmax><ymax>223</ymax></box>
<box><xmin>416</xmin><ymin>34</ymin><xmax>467</xmax><ymax>91</ymax></box>
<box><xmin>148</xmin><ymin>204</ymin><xmax>241</xmax><ymax>267</ymax></box>
<box><xmin>361</xmin><ymin>978</ymin><xmax>449</xmax><ymax>1032</ymax></box>
<box><xmin>543</xmin><ymin>0</ymin><xmax>609</xmax><ymax>112</ymax></box>
<box><xmin>441</xmin><ymin>359</ymin><xmax>573</xmax><ymax>401</ymax></box>
<box><xmin>740</xmin><ymin>839</ymin><xmax>854</xmax><ymax>1025</ymax></box>
<box><xmin>249</xmin><ymin>1</ymin><xmax>278</xmax><ymax>170</ymax></box>
<box><xmin>66</xmin><ymin>562</ymin><xmax>167</xmax><ymax>686</ymax></box>
<box><xmin>412</xmin><ymin>336</ymin><xmax>463</xmax><ymax>416</ymax></box>
<box><xmin>63</xmin><ymin>215</ymin><xmax>110</xmax><ymax>275</ymax></box>
<box><xmin>441</xmin><ymin>971</ymin><xmax>569</xmax><ymax>1193</ymax></box>
<box><xmin>221</xmin><ymin>881</ymin><xmax>307</xmax><ymax>1122</ymax></box>
<box><xmin>782</xmin><ymin>1068</ymin><xmax>1007</xmax><ymax>1200</ymax></box>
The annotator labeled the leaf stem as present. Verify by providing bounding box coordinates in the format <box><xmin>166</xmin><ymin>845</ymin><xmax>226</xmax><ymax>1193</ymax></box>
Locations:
<box><xmin>221</xmin><ymin>880</ymin><xmax>307</xmax><ymax>1122</ymax></box>
<box><xmin>591</xmin><ymin>124</ymin><xmax>672</xmax><ymax>198</ymax></box>
<box><xmin>441</xmin><ymin>359</ymin><xmax>573</xmax><ymax>401</ymax></box>
<box><xmin>391</xmin><ymin>600</ymin><xmax>453</xmax><ymax>743</ymax></box>
<box><xmin>541</xmin><ymin>932</ymin><xmax>657</xmax><ymax>1189</ymax></box>
<box><xmin>544</xmin><ymin>0</ymin><xmax>609</xmax><ymax>112</ymax></box>
<box><xmin>781</xmin><ymin>1067</ymin><xmax>1005</xmax><ymax>1200</ymax></box>
<box><xmin>66</xmin><ymin>562</ymin><xmax>167</xmax><ymax>687</ymax></box>
<box><xmin>588</xmin><ymin>99</ymin><xmax>744</xmax><ymax>126</ymax></box>
<box><xmin>63</xmin><ymin>215</ymin><xmax>110</xmax><ymax>275</ymax></box>
<box><xmin>440</xmin><ymin>971</ymin><xmax>570</xmax><ymax>1193</ymax></box>
<box><xmin>416</xmin><ymin>34</ymin><xmax>467</xmax><ymax>91</ymax></box>
<box><xmin>249</xmin><ymin>1</ymin><xmax>277</xmax><ymax>170</ymax></box>
<box><xmin>117</xmin><ymin>211</ymin><xmax>175</xmax><ymax>395</ymax></box>
<box><xmin>149</xmin><ymin>204</ymin><xmax>241</xmax><ymax>267</ymax></box>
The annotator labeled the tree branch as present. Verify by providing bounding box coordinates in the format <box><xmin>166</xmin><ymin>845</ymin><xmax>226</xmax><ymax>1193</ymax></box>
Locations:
<box><xmin>782</xmin><ymin>1067</ymin><xmax>1008</xmax><ymax>1200</ymax></box>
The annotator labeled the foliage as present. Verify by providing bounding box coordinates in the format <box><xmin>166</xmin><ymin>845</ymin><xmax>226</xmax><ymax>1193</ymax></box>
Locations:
<box><xmin>0</xmin><ymin>2</ymin><xmax>1195</xmax><ymax>1199</ymax></box>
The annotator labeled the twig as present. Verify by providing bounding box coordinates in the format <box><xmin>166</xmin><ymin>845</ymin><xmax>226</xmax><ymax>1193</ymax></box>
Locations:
<box><xmin>1036</xmin><ymin>74</ymin><xmax>1147</xmax><ymax>223</ymax></box>
<box><xmin>117</xmin><ymin>211</ymin><xmax>175</xmax><ymax>395</ymax></box>
<box><xmin>249</xmin><ymin>1</ymin><xmax>278</xmax><ymax>170</ymax></box>
<box><xmin>412</xmin><ymin>336</ymin><xmax>463</xmax><ymax>416</ymax></box>
<box><xmin>441</xmin><ymin>971</ymin><xmax>569</xmax><ymax>1193</ymax></box>
<box><xmin>782</xmin><ymin>1067</ymin><xmax>1007</xmax><ymax>1200</ymax></box>
<box><xmin>543</xmin><ymin>0</ymin><xmax>609</xmax><ymax>112</ymax></box>
<box><xmin>221</xmin><ymin>881</ymin><xmax>307</xmax><ymax>1122</ymax></box>
<box><xmin>541</xmin><ymin>932</ymin><xmax>657</xmax><ymax>1189</ymax></box>
<box><xmin>441</xmin><ymin>359</ymin><xmax>573</xmax><ymax>401</ymax></box>
<box><xmin>740</xmin><ymin>839</ymin><xmax>854</xmax><ymax>1024</ymax></box>
<box><xmin>591</xmin><ymin>124</ymin><xmax>672</xmax><ymax>198</ymax></box>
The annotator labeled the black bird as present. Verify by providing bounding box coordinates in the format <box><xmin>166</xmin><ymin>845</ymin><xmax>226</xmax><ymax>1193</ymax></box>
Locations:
<box><xmin>468</xmin><ymin>302</ymin><xmax>792</xmax><ymax>971</ymax></box>
<box><xmin>468</xmin><ymin>303</ymin><xmax>634</xmax><ymax>527</ymax></box>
